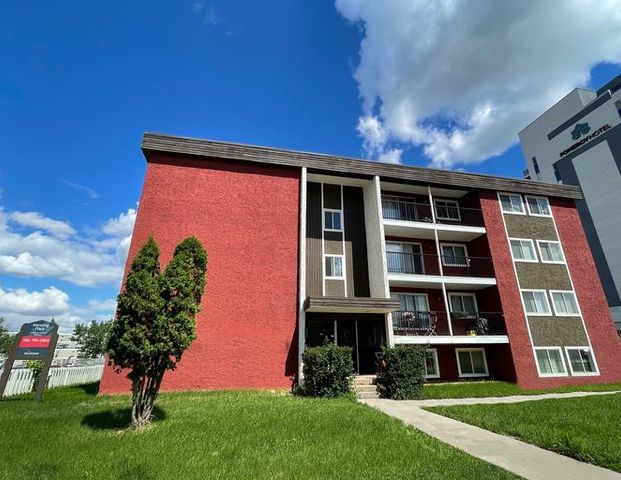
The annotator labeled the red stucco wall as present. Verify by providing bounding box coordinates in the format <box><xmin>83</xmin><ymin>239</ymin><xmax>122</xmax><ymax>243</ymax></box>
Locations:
<box><xmin>99</xmin><ymin>154</ymin><xmax>300</xmax><ymax>394</ymax></box>
<box><xmin>481</xmin><ymin>191</ymin><xmax>621</xmax><ymax>388</ymax></box>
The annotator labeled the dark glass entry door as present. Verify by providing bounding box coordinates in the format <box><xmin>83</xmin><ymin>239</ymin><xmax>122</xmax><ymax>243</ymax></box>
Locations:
<box><xmin>336</xmin><ymin>319</ymin><xmax>385</xmax><ymax>374</ymax></box>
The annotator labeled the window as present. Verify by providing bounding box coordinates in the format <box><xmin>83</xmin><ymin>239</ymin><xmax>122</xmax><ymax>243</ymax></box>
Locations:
<box><xmin>441</xmin><ymin>244</ymin><xmax>468</xmax><ymax>266</ymax></box>
<box><xmin>551</xmin><ymin>291</ymin><xmax>580</xmax><ymax>316</ymax></box>
<box><xmin>537</xmin><ymin>241</ymin><xmax>564</xmax><ymax>264</ymax></box>
<box><xmin>434</xmin><ymin>199</ymin><xmax>460</xmax><ymax>221</ymax></box>
<box><xmin>448</xmin><ymin>293</ymin><xmax>477</xmax><ymax>313</ymax></box>
<box><xmin>526</xmin><ymin>196</ymin><xmax>551</xmax><ymax>217</ymax></box>
<box><xmin>393</xmin><ymin>293</ymin><xmax>429</xmax><ymax>312</ymax></box>
<box><xmin>566</xmin><ymin>347</ymin><xmax>598</xmax><ymax>375</ymax></box>
<box><xmin>324</xmin><ymin>255</ymin><xmax>343</xmax><ymax>278</ymax></box>
<box><xmin>456</xmin><ymin>348</ymin><xmax>488</xmax><ymax>377</ymax></box>
<box><xmin>553</xmin><ymin>164</ymin><xmax>562</xmax><ymax>182</ymax></box>
<box><xmin>323</xmin><ymin>209</ymin><xmax>342</xmax><ymax>231</ymax></box>
<box><xmin>386</xmin><ymin>242</ymin><xmax>424</xmax><ymax>274</ymax></box>
<box><xmin>509</xmin><ymin>238</ymin><xmax>537</xmax><ymax>262</ymax></box>
<box><xmin>425</xmin><ymin>349</ymin><xmax>440</xmax><ymax>379</ymax></box>
<box><xmin>499</xmin><ymin>193</ymin><xmax>525</xmax><ymax>214</ymax></box>
<box><xmin>535</xmin><ymin>348</ymin><xmax>567</xmax><ymax>376</ymax></box>
<box><xmin>521</xmin><ymin>290</ymin><xmax>551</xmax><ymax>315</ymax></box>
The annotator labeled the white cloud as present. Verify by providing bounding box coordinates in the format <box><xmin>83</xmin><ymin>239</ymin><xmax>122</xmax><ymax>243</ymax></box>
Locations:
<box><xmin>10</xmin><ymin>211</ymin><xmax>75</xmax><ymax>239</ymax></box>
<box><xmin>61</xmin><ymin>180</ymin><xmax>99</xmax><ymax>200</ymax></box>
<box><xmin>336</xmin><ymin>0</ymin><xmax>621</xmax><ymax>168</ymax></box>
<box><xmin>0</xmin><ymin>206</ymin><xmax>136</xmax><ymax>287</ymax></box>
<box><xmin>0</xmin><ymin>286</ymin><xmax>69</xmax><ymax>316</ymax></box>
<box><xmin>192</xmin><ymin>1</ymin><xmax>221</xmax><ymax>26</ymax></box>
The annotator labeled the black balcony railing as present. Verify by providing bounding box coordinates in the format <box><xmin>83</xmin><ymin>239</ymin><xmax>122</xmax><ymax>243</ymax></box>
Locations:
<box><xmin>392</xmin><ymin>311</ymin><xmax>506</xmax><ymax>336</ymax></box>
<box><xmin>386</xmin><ymin>252</ymin><xmax>440</xmax><ymax>275</ymax></box>
<box><xmin>450</xmin><ymin>312</ymin><xmax>506</xmax><ymax>335</ymax></box>
<box><xmin>382</xmin><ymin>200</ymin><xmax>434</xmax><ymax>223</ymax></box>
<box><xmin>382</xmin><ymin>198</ymin><xmax>484</xmax><ymax>227</ymax></box>
<box><xmin>440</xmin><ymin>255</ymin><xmax>495</xmax><ymax>277</ymax></box>
<box><xmin>392</xmin><ymin>311</ymin><xmax>449</xmax><ymax>336</ymax></box>
<box><xmin>386</xmin><ymin>252</ymin><xmax>494</xmax><ymax>277</ymax></box>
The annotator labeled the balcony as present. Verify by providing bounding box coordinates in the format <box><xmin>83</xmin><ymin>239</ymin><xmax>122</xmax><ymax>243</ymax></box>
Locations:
<box><xmin>382</xmin><ymin>199</ymin><xmax>485</xmax><ymax>227</ymax></box>
<box><xmin>392</xmin><ymin>310</ymin><xmax>508</xmax><ymax>344</ymax></box>
<box><xmin>386</xmin><ymin>252</ymin><xmax>494</xmax><ymax>277</ymax></box>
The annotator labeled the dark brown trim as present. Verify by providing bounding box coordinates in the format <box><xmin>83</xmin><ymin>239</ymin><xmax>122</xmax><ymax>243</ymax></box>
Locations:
<box><xmin>304</xmin><ymin>296</ymin><xmax>400</xmax><ymax>313</ymax></box>
<box><xmin>142</xmin><ymin>133</ymin><xmax>583</xmax><ymax>200</ymax></box>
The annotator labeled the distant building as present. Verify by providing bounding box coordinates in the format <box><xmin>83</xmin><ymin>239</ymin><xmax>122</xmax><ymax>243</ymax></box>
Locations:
<box><xmin>520</xmin><ymin>74</ymin><xmax>621</xmax><ymax>334</ymax></box>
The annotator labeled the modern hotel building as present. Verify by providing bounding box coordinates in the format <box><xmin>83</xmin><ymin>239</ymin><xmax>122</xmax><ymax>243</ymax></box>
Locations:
<box><xmin>99</xmin><ymin>133</ymin><xmax>621</xmax><ymax>394</ymax></box>
<box><xmin>520</xmin><ymin>74</ymin><xmax>621</xmax><ymax>333</ymax></box>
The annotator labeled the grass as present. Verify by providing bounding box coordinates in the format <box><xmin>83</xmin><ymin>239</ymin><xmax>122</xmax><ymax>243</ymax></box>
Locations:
<box><xmin>422</xmin><ymin>380</ymin><xmax>621</xmax><ymax>399</ymax></box>
<box><xmin>428</xmin><ymin>393</ymin><xmax>621</xmax><ymax>472</ymax></box>
<box><xmin>0</xmin><ymin>383</ymin><xmax>519</xmax><ymax>480</ymax></box>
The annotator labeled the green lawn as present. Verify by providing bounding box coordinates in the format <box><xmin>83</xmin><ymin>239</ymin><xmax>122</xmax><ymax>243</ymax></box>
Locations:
<box><xmin>428</xmin><ymin>393</ymin><xmax>621</xmax><ymax>472</ymax></box>
<box><xmin>0</xmin><ymin>384</ymin><xmax>518</xmax><ymax>480</ymax></box>
<box><xmin>422</xmin><ymin>380</ymin><xmax>621</xmax><ymax>399</ymax></box>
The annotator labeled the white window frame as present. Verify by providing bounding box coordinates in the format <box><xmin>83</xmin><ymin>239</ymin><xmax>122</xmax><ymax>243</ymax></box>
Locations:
<box><xmin>536</xmin><ymin>240</ymin><xmax>565</xmax><ymax>265</ymax></box>
<box><xmin>521</xmin><ymin>289</ymin><xmax>552</xmax><ymax>316</ymax></box>
<box><xmin>455</xmin><ymin>348</ymin><xmax>489</xmax><ymax>378</ymax></box>
<box><xmin>323</xmin><ymin>208</ymin><xmax>343</xmax><ymax>232</ymax></box>
<box><xmin>433</xmin><ymin>198</ymin><xmax>461</xmax><ymax>221</ymax></box>
<box><xmin>564</xmin><ymin>347</ymin><xmax>599</xmax><ymax>376</ymax></box>
<box><xmin>498</xmin><ymin>192</ymin><xmax>526</xmax><ymax>215</ymax></box>
<box><xmin>550</xmin><ymin>290</ymin><xmax>581</xmax><ymax>317</ymax></box>
<box><xmin>448</xmin><ymin>292</ymin><xmax>478</xmax><ymax>313</ymax></box>
<box><xmin>324</xmin><ymin>254</ymin><xmax>344</xmax><ymax>279</ymax></box>
<box><xmin>534</xmin><ymin>347</ymin><xmax>568</xmax><ymax>377</ymax></box>
<box><xmin>425</xmin><ymin>348</ymin><xmax>441</xmax><ymax>379</ymax></box>
<box><xmin>440</xmin><ymin>243</ymin><xmax>469</xmax><ymax>267</ymax></box>
<box><xmin>386</xmin><ymin>241</ymin><xmax>425</xmax><ymax>274</ymax></box>
<box><xmin>509</xmin><ymin>237</ymin><xmax>538</xmax><ymax>263</ymax></box>
<box><xmin>393</xmin><ymin>292</ymin><xmax>430</xmax><ymax>312</ymax></box>
<box><xmin>525</xmin><ymin>195</ymin><xmax>552</xmax><ymax>217</ymax></box>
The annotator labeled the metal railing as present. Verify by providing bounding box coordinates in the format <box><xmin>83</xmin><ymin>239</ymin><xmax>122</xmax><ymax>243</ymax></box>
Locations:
<box><xmin>386</xmin><ymin>252</ymin><xmax>494</xmax><ymax>277</ymax></box>
<box><xmin>392</xmin><ymin>311</ymin><xmax>506</xmax><ymax>336</ymax></box>
<box><xmin>382</xmin><ymin>198</ymin><xmax>485</xmax><ymax>227</ymax></box>
<box><xmin>450</xmin><ymin>312</ymin><xmax>506</xmax><ymax>335</ymax></box>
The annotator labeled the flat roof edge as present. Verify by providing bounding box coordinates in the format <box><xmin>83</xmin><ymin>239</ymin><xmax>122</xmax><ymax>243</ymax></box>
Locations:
<box><xmin>141</xmin><ymin>132</ymin><xmax>583</xmax><ymax>200</ymax></box>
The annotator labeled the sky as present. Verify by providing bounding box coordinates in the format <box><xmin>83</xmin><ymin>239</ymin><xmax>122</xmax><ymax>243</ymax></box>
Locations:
<box><xmin>1</xmin><ymin>0</ymin><xmax>621</xmax><ymax>331</ymax></box>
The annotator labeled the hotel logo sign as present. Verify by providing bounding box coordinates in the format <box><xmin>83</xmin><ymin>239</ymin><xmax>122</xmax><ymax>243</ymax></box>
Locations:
<box><xmin>560</xmin><ymin>123</ymin><xmax>612</xmax><ymax>158</ymax></box>
<box><xmin>570</xmin><ymin>122</ymin><xmax>590</xmax><ymax>140</ymax></box>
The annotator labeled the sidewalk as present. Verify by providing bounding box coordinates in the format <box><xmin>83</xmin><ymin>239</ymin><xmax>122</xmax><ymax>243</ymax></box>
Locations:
<box><xmin>362</xmin><ymin>391</ymin><xmax>621</xmax><ymax>480</ymax></box>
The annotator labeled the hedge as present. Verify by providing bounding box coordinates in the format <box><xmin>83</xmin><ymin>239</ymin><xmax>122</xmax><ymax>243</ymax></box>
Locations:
<box><xmin>301</xmin><ymin>344</ymin><xmax>354</xmax><ymax>397</ymax></box>
<box><xmin>376</xmin><ymin>345</ymin><xmax>427</xmax><ymax>399</ymax></box>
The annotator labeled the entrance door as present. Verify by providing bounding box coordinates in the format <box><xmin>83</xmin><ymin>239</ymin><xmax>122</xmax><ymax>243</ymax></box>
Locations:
<box><xmin>336</xmin><ymin>319</ymin><xmax>385</xmax><ymax>374</ymax></box>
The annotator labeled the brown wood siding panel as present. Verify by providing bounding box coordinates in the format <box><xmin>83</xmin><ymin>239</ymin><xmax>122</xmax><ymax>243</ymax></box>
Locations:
<box><xmin>324</xmin><ymin>232</ymin><xmax>344</xmax><ymax>255</ymax></box>
<box><xmin>344</xmin><ymin>186</ymin><xmax>370</xmax><ymax>298</ymax></box>
<box><xmin>504</xmin><ymin>215</ymin><xmax>558</xmax><ymax>240</ymax></box>
<box><xmin>323</xmin><ymin>184</ymin><xmax>341</xmax><ymax>209</ymax></box>
<box><xmin>325</xmin><ymin>279</ymin><xmax>345</xmax><ymax>297</ymax></box>
<box><xmin>305</xmin><ymin>297</ymin><xmax>399</xmax><ymax>311</ymax></box>
<box><xmin>306</xmin><ymin>182</ymin><xmax>322</xmax><ymax>296</ymax></box>
<box><xmin>515</xmin><ymin>263</ymin><xmax>572</xmax><ymax>290</ymax></box>
<box><xmin>528</xmin><ymin>317</ymin><xmax>589</xmax><ymax>346</ymax></box>
<box><xmin>142</xmin><ymin>133</ymin><xmax>583</xmax><ymax>199</ymax></box>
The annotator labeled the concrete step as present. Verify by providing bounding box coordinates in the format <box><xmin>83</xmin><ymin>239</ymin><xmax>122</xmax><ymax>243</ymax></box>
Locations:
<box><xmin>356</xmin><ymin>391</ymin><xmax>379</xmax><ymax>399</ymax></box>
<box><xmin>354</xmin><ymin>385</ymin><xmax>377</xmax><ymax>393</ymax></box>
<box><xmin>353</xmin><ymin>375</ymin><xmax>377</xmax><ymax>386</ymax></box>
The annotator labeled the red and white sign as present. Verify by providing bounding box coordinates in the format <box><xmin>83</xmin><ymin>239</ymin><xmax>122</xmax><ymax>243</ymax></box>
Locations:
<box><xmin>18</xmin><ymin>336</ymin><xmax>51</xmax><ymax>349</ymax></box>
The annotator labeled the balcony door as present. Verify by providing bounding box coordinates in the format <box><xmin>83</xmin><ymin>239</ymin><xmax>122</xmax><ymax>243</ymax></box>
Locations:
<box><xmin>448</xmin><ymin>293</ymin><xmax>478</xmax><ymax>313</ymax></box>
<box><xmin>393</xmin><ymin>293</ymin><xmax>429</xmax><ymax>312</ymax></box>
<box><xmin>386</xmin><ymin>242</ymin><xmax>424</xmax><ymax>274</ymax></box>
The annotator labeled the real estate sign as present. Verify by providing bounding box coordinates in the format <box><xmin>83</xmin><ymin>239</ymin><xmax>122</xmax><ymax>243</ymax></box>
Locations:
<box><xmin>0</xmin><ymin>320</ymin><xmax>59</xmax><ymax>401</ymax></box>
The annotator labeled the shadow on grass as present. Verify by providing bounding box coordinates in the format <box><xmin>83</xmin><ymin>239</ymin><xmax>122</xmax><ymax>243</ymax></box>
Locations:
<box><xmin>77</xmin><ymin>382</ymin><xmax>100</xmax><ymax>396</ymax></box>
<box><xmin>81</xmin><ymin>405</ymin><xmax>167</xmax><ymax>430</ymax></box>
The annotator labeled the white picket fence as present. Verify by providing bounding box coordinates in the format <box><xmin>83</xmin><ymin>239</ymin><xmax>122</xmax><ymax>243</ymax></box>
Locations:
<box><xmin>0</xmin><ymin>364</ymin><xmax>105</xmax><ymax>397</ymax></box>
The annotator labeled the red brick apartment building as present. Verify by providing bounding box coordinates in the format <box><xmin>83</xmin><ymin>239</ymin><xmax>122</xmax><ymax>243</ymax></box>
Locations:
<box><xmin>99</xmin><ymin>133</ymin><xmax>621</xmax><ymax>394</ymax></box>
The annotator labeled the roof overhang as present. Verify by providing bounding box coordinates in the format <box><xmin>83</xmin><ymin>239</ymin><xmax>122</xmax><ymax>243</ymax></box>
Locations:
<box><xmin>304</xmin><ymin>296</ymin><xmax>400</xmax><ymax>314</ymax></box>
<box><xmin>141</xmin><ymin>132</ymin><xmax>584</xmax><ymax>200</ymax></box>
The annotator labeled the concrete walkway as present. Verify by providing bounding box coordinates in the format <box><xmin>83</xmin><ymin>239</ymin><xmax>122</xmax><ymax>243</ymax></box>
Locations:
<box><xmin>362</xmin><ymin>391</ymin><xmax>621</xmax><ymax>480</ymax></box>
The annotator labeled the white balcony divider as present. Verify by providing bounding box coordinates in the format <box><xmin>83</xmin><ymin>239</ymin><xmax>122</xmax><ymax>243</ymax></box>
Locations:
<box><xmin>0</xmin><ymin>364</ymin><xmax>104</xmax><ymax>398</ymax></box>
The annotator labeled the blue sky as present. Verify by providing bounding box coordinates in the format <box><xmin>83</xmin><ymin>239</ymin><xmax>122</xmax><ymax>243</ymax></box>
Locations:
<box><xmin>1</xmin><ymin>0</ymin><xmax>620</xmax><ymax>331</ymax></box>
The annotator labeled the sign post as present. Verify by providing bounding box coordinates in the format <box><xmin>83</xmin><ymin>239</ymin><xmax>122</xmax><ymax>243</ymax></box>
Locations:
<box><xmin>0</xmin><ymin>320</ymin><xmax>59</xmax><ymax>401</ymax></box>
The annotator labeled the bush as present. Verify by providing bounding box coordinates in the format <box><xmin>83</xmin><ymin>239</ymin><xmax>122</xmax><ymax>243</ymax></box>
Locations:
<box><xmin>376</xmin><ymin>345</ymin><xmax>427</xmax><ymax>400</ymax></box>
<box><xmin>302</xmin><ymin>344</ymin><xmax>354</xmax><ymax>397</ymax></box>
<box><xmin>25</xmin><ymin>360</ymin><xmax>45</xmax><ymax>392</ymax></box>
